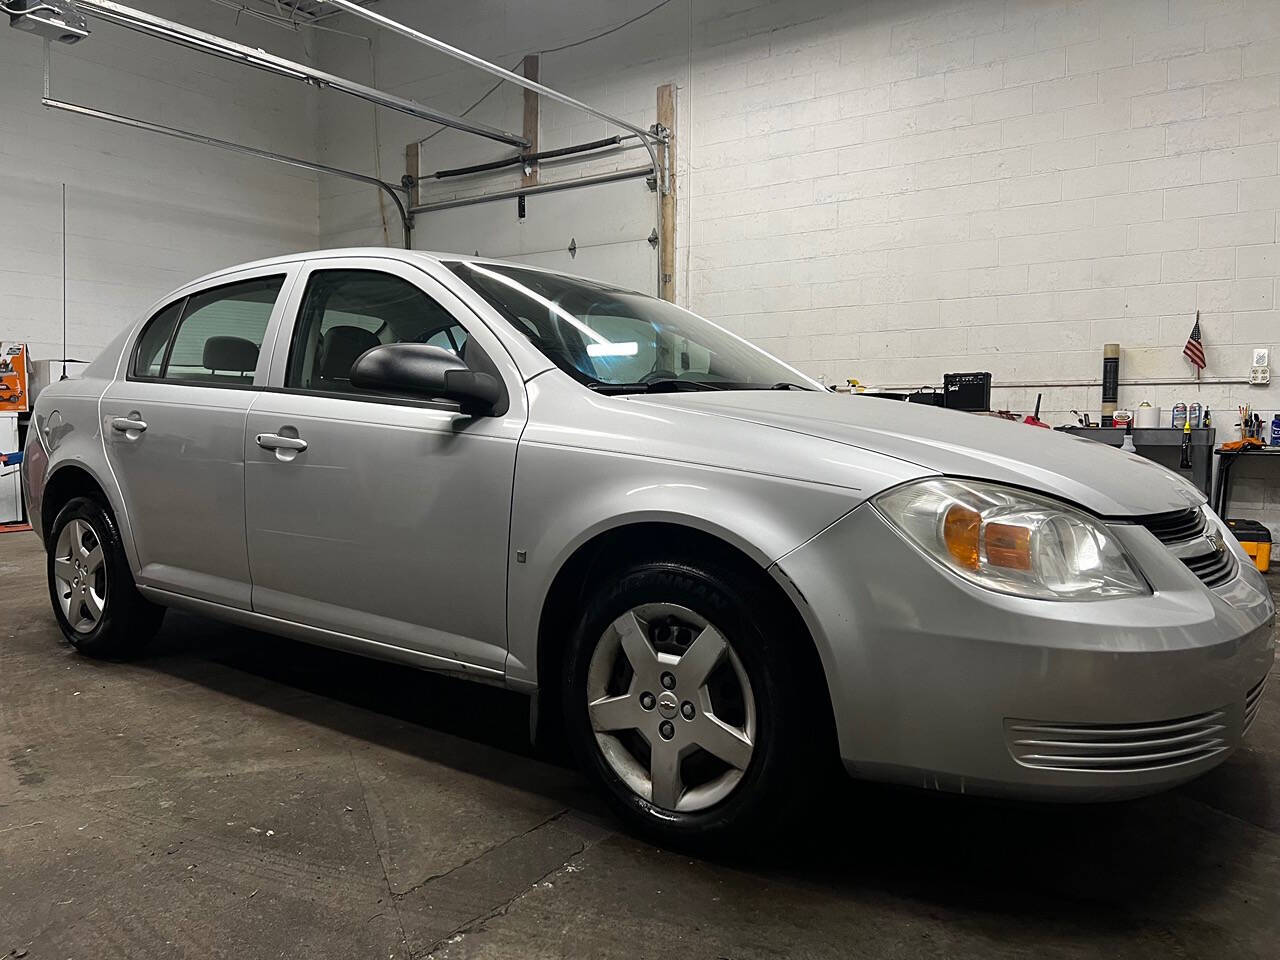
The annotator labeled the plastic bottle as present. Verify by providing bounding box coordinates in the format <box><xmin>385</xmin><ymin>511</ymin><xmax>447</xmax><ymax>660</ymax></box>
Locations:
<box><xmin>1121</xmin><ymin>422</ymin><xmax>1137</xmax><ymax>453</ymax></box>
<box><xmin>1271</xmin><ymin>413</ymin><xmax>1280</xmax><ymax>446</ymax></box>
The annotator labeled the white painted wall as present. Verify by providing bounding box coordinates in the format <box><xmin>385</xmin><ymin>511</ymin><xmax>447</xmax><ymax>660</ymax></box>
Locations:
<box><xmin>0</xmin><ymin>0</ymin><xmax>320</xmax><ymax>364</ymax></box>
<box><xmin>681</xmin><ymin>0</ymin><xmax>1280</xmax><ymax>432</ymax></box>
<box><xmin>317</xmin><ymin>0</ymin><xmax>1280</xmax><ymax>537</ymax></box>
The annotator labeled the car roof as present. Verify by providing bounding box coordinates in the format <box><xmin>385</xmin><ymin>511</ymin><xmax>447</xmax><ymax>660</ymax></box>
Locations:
<box><xmin>185</xmin><ymin>248</ymin><xmax>439</xmax><ymax>287</ymax></box>
<box><xmin>185</xmin><ymin>248</ymin><xmax>626</xmax><ymax>292</ymax></box>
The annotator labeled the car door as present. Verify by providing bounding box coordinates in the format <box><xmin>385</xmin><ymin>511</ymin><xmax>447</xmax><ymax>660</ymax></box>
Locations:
<box><xmin>243</xmin><ymin>257</ymin><xmax>526</xmax><ymax>676</ymax></box>
<box><xmin>101</xmin><ymin>265</ymin><xmax>298</xmax><ymax>608</ymax></box>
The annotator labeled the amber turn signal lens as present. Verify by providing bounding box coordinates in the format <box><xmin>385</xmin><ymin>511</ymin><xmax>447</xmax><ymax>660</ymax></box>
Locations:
<box><xmin>985</xmin><ymin>522</ymin><xmax>1032</xmax><ymax>570</ymax></box>
<box><xmin>943</xmin><ymin>503</ymin><xmax>981</xmax><ymax>570</ymax></box>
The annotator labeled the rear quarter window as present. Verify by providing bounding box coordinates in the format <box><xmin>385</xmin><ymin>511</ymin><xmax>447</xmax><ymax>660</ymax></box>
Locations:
<box><xmin>131</xmin><ymin>300</ymin><xmax>184</xmax><ymax>378</ymax></box>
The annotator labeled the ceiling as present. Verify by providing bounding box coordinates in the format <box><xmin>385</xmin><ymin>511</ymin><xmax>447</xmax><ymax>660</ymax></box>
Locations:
<box><xmin>246</xmin><ymin>0</ymin><xmax>377</xmax><ymax>22</ymax></box>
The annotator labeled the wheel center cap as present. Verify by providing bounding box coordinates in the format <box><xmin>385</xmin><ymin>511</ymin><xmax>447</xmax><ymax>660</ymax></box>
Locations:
<box><xmin>656</xmin><ymin>691</ymin><xmax>678</xmax><ymax>719</ymax></box>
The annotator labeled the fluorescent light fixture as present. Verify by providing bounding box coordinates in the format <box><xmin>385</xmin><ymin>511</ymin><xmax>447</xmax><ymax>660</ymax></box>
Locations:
<box><xmin>587</xmin><ymin>342</ymin><xmax>639</xmax><ymax>358</ymax></box>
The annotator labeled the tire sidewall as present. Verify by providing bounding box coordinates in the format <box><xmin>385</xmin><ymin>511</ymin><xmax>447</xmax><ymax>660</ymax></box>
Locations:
<box><xmin>563</xmin><ymin>560</ymin><xmax>796</xmax><ymax>843</ymax></box>
<box><xmin>47</xmin><ymin>496</ymin><xmax>132</xmax><ymax>655</ymax></box>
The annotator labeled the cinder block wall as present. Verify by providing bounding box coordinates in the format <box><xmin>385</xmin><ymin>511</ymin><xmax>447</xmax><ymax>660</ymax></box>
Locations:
<box><xmin>316</xmin><ymin>0</ymin><xmax>1279</xmax><ymax>541</ymax></box>
<box><xmin>0</xmin><ymin>0</ymin><xmax>320</xmax><ymax>364</ymax></box>
<box><xmin>703</xmin><ymin>0</ymin><xmax>1280</xmax><ymax>543</ymax></box>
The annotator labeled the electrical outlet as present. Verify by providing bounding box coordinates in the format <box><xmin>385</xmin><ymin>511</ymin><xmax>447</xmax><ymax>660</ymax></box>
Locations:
<box><xmin>1250</xmin><ymin>366</ymin><xmax>1271</xmax><ymax>385</ymax></box>
<box><xmin>1253</xmin><ymin>348</ymin><xmax>1270</xmax><ymax>367</ymax></box>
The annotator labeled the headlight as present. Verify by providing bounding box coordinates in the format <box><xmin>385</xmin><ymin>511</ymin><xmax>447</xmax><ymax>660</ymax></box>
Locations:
<box><xmin>874</xmin><ymin>479</ymin><xmax>1148</xmax><ymax>601</ymax></box>
<box><xmin>1202</xmin><ymin>503</ymin><xmax>1253</xmax><ymax>565</ymax></box>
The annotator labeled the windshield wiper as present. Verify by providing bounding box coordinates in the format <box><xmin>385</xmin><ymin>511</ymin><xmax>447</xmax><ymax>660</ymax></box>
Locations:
<box><xmin>688</xmin><ymin>380</ymin><xmax>814</xmax><ymax>391</ymax></box>
<box><xmin>589</xmin><ymin>378</ymin><xmax>723</xmax><ymax>395</ymax></box>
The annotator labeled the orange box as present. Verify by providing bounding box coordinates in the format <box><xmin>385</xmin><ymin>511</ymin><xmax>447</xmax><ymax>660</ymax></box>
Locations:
<box><xmin>0</xmin><ymin>343</ymin><xmax>29</xmax><ymax>414</ymax></box>
<box><xmin>1239</xmin><ymin>539</ymin><xmax>1271</xmax><ymax>573</ymax></box>
<box><xmin>1226</xmin><ymin>518</ymin><xmax>1272</xmax><ymax>574</ymax></box>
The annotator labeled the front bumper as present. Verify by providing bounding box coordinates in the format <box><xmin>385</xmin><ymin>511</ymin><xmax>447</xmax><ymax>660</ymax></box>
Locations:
<box><xmin>773</xmin><ymin>503</ymin><xmax>1276</xmax><ymax>801</ymax></box>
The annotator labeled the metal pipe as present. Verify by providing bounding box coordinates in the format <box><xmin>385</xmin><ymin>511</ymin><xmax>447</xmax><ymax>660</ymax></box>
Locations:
<box><xmin>42</xmin><ymin>96</ymin><xmax>414</xmax><ymax>247</ymax></box>
<box><xmin>318</xmin><ymin>0</ymin><xmax>662</xmax><ymax>150</ymax></box>
<box><xmin>409</xmin><ymin>165</ymin><xmax>654</xmax><ymax>214</ymax></box>
<box><xmin>316</xmin><ymin>0</ymin><xmax>669</xmax><ymax>294</ymax></box>
<box><xmin>74</xmin><ymin>0</ymin><xmax>529</xmax><ymax>147</ymax></box>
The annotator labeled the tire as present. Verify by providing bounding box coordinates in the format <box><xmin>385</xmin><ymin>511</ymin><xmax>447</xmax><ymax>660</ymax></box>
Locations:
<box><xmin>562</xmin><ymin>558</ymin><xmax>809</xmax><ymax>846</ymax></box>
<box><xmin>46</xmin><ymin>495</ymin><xmax>164</xmax><ymax>658</ymax></box>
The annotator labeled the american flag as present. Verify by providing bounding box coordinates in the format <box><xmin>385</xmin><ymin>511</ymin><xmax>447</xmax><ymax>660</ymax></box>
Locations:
<box><xmin>1183</xmin><ymin>313</ymin><xmax>1206</xmax><ymax>370</ymax></box>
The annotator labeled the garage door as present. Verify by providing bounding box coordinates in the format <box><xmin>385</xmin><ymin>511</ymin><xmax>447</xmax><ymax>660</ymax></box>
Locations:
<box><xmin>410</xmin><ymin>175</ymin><xmax>658</xmax><ymax>296</ymax></box>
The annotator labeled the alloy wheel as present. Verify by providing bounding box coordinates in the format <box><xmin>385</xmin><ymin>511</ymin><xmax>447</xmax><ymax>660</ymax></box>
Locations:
<box><xmin>53</xmin><ymin>518</ymin><xmax>107</xmax><ymax>633</ymax></box>
<box><xmin>586</xmin><ymin>603</ymin><xmax>756</xmax><ymax>812</ymax></box>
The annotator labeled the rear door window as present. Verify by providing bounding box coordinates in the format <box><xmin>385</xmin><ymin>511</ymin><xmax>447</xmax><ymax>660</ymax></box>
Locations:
<box><xmin>131</xmin><ymin>275</ymin><xmax>285</xmax><ymax>386</ymax></box>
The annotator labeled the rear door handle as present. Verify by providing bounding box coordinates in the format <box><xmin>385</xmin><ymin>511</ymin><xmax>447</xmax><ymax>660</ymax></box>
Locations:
<box><xmin>256</xmin><ymin>433</ymin><xmax>308</xmax><ymax>452</ymax></box>
<box><xmin>110</xmin><ymin>416</ymin><xmax>147</xmax><ymax>433</ymax></box>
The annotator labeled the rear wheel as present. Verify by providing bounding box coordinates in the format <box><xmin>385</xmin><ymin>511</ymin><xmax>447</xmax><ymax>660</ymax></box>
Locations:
<box><xmin>47</xmin><ymin>496</ymin><xmax>164</xmax><ymax>658</ymax></box>
<box><xmin>563</xmin><ymin>559</ymin><xmax>808</xmax><ymax>845</ymax></box>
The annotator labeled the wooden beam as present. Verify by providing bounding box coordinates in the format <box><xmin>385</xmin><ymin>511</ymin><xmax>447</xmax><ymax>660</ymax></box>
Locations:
<box><xmin>404</xmin><ymin>139</ymin><xmax>421</xmax><ymax>212</ymax></box>
<box><xmin>657</xmin><ymin>82</ymin><xmax>677</xmax><ymax>302</ymax></box>
<box><xmin>522</xmin><ymin>54</ymin><xmax>540</xmax><ymax>188</ymax></box>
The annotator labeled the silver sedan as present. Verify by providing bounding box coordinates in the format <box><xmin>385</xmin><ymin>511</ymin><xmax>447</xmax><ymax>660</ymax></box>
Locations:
<box><xmin>22</xmin><ymin>249</ymin><xmax>1275</xmax><ymax>845</ymax></box>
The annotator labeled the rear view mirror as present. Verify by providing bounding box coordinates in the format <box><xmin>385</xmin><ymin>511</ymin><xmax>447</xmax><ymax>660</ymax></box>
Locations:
<box><xmin>350</xmin><ymin>343</ymin><xmax>501</xmax><ymax>415</ymax></box>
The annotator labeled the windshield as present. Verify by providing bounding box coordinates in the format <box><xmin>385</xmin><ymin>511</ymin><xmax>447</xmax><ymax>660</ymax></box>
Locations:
<box><xmin>446</xmin><ymin>261</ymin><xmax>818</xmax><ymax>394</ymax></box>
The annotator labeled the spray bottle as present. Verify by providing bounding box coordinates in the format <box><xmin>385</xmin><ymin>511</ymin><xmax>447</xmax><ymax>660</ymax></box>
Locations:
<box><xmin>1121</xmin><ymin>421</ymin><xmax>1137</xmax><ymax>454</ymax></box>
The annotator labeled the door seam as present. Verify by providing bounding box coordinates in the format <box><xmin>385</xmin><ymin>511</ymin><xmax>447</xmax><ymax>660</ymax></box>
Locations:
<box><xmin>242</xmin><ymin>390</ymin><xmax>262</xmax><ymax>612</ymax></box>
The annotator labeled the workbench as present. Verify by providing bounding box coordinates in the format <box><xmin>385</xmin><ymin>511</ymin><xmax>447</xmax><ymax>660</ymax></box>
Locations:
<box><xmin>1213</xmin><ymin>446</ymin><xmax>1280</xmax><ymax>516</ymax></box>
<box><xmin>1061</xmin><ymin>427</ymin><xmax>1215</xmax><ymax>500</ymax></box>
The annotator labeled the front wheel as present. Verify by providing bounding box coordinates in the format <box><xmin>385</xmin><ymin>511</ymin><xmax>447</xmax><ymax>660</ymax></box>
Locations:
<box><xmin>563</xmin><ymin>560</ymin><xmax>809</xmax><ymax>845</ymax></box>
<box><xmin>47</xmin><ymin>496</ymin><xmax>164</xmax><ymax>658</ymax></box>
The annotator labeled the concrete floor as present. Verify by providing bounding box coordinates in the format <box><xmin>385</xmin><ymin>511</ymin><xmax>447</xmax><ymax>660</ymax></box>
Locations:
<box><xmin>2</xmin><ymin>530</ymin><xmax>1278</xmax><ymax>960</ymax></box>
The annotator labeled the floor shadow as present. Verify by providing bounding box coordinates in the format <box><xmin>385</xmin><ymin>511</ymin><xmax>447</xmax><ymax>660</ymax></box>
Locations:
<box><xmin>140</xmin><ymin>611</ymin><xmax>598</xmax><ymax>814</ymax></box>
<box><xmin>775</xmin><ymin>774</ymin><xmax>1265</xmax><ymax>921</ymax></box>
<box><xmin>135</xmin><ymin>608</ymin><xmax>1274</xmax><ymax>934</ymax></box>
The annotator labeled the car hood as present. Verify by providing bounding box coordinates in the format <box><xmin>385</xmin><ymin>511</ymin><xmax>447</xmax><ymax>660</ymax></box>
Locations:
<box><xmin>633</xmin><ymin>391</ymin><xmax>1204</xmax><ymax>517</ymax></box>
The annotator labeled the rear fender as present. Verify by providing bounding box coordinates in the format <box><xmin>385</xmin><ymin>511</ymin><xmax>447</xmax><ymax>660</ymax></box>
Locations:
<box><xmin>31</xmin><ymin>391</ymin><xmax>137</xmax><ymax>572</ymax></box>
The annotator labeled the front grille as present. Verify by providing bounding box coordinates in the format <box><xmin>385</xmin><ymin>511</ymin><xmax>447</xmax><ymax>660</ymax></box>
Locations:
<box><xmin>1135</xmin><ymin>508</ymin><xmax>1237</xmax><ymax>588</ymax></box>
<box><xmin>1140</xmin><ymin>508</ymin><xmax>1207</xmax><ymax>545</ymax></box>
<box><xmin>1244</xmin><ymin>675</ymin><xmax>1269</xmax><ymax>735</ymax></box>
<box><xmin>1005</xmin><ymin>710</ymin><xmax>1228</xmax><ymax>773</ymax></box>
<box><xmin>1183</xmin><ymin>545</ymin><xmax>1238</xmax><ymax>588</ymax></box>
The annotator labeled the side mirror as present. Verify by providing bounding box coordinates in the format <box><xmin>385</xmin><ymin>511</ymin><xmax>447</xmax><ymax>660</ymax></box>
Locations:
<box><xmin>350</xmin><ymin>343</ymin><xmax>502</xmax><ymax>415</ymax></box>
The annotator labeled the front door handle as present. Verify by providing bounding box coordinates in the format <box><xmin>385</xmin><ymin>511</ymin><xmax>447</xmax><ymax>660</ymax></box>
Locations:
<box><xmin>256</xmin><ymin>433</ymin><xmax>308</xmax><ymax>452</ymax></box>
<box><xmin>110</xmin><ymin>416</ymin><xmax>147</xmax><ymax>434</ymax></box>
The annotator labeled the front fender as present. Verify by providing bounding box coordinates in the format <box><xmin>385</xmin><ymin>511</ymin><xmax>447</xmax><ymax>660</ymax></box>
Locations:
<box><xmin>504</xmin><ymin>440</ymin><xmax>869</xmax><ymax>688</ymax></box>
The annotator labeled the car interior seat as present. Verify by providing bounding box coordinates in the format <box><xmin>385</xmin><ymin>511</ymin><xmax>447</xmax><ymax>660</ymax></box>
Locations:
<box><xmin>316</xmin><ymin>325</ymin><xmax>380</xmax><ymax>390</ymax></box>
<box><xmin>202</xmin><ymin>336</ymin><xmax>259</xmax><ymax>383</ymax></box>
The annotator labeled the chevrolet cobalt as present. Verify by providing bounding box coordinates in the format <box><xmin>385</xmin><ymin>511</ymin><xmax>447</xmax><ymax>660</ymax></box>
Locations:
<box><xmin>22</xmin><ymin>250</ymin><xmax>1274</xmax><ymax>844</ymax></box>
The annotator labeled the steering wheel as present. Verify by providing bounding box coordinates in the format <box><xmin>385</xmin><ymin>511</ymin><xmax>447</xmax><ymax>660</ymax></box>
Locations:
<box><xmin>639</xmin><ymin>369</ymin><xmax>679</xmax><ymax>383</ymax></box>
